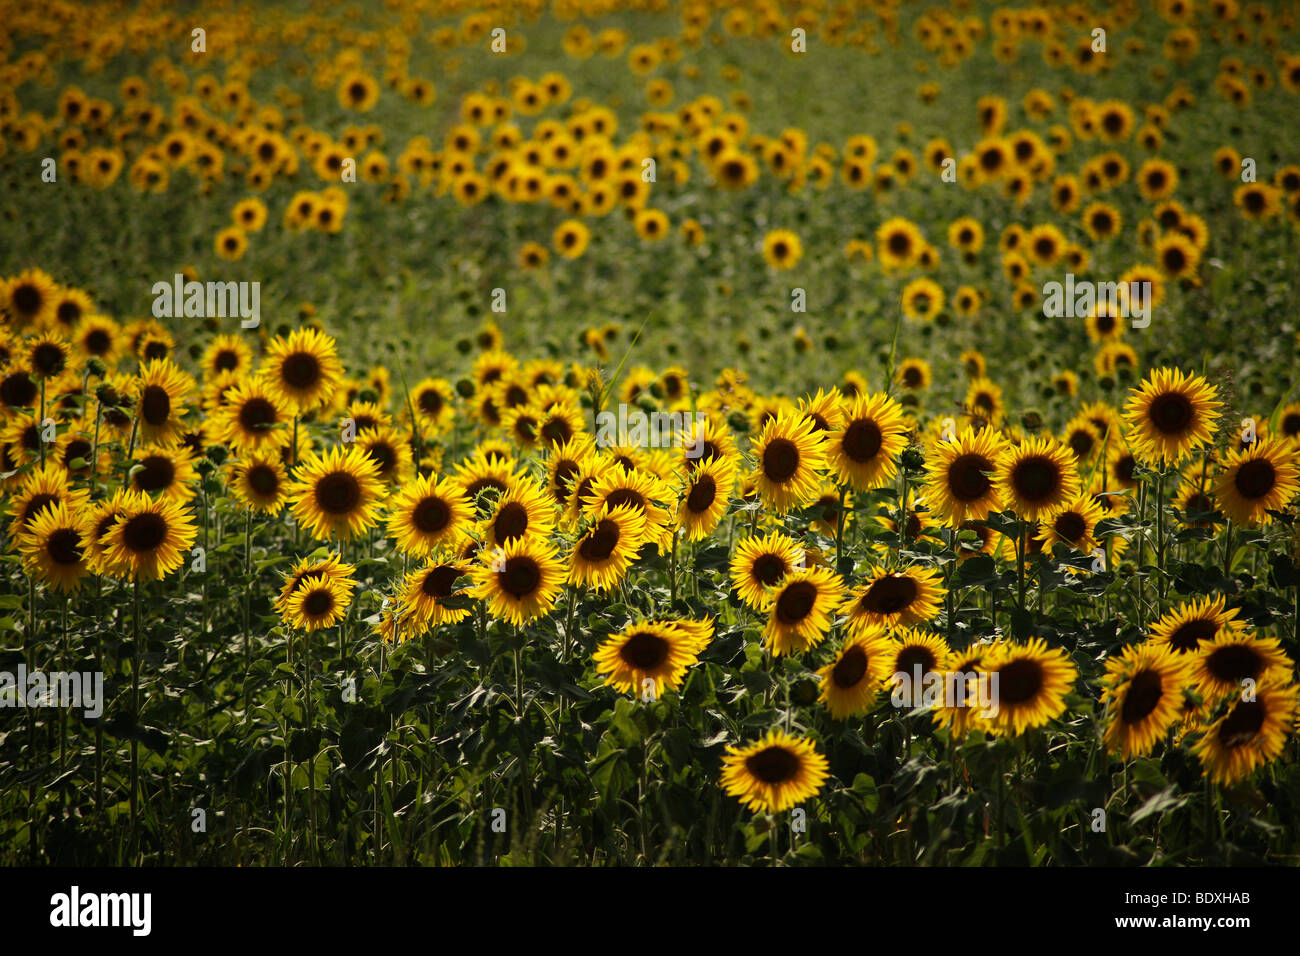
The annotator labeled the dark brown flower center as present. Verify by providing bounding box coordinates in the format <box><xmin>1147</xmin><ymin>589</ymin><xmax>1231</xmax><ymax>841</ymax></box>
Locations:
<box><xmin>134</xmin><ymin>454</ymin><xmax>175</xmax><ymax>492</ymax></box>
<box><xmin>48</xmin><ymin>528</ymin><xmax>83</xmax><ymax>565</ymax></box>
<box><xmin>832</xmin><ymin>644</ymin><xmax>869</xmax><ymax>688</ymax></box>
<box><xmin>122</xmin><ymin>511</ymin><xmax>168</xmax><ymax>552</ymax></box>
<box><xmin>997</xmin><ymin>657</ymin><xmax>1044</xmax><ymax>704</ymax></box>
<box><xmin>1205</xmin><ymin>643</ymin><xmax>1264</xmax><ymax>683</ymax></box>
<box><xmin>422</xmin><ymin>564</ymin><xmax>461</xmax><ymax>599</ymax></box>
<box><xmin>842</xmin><ymin>419</ymin><xmax>883</xmax><ymax>463</ymax></box>
<box><xmin>762</xmin><ymin>437</ymin><xmax>799</xmax><ymax>482</ymax></box>
<box><xmin>413</xmin><ymin>496</ymin><xmax>450</xmax><ymax>533</ymax></box>
<box><xmin>303</xmin><ymin>588</ymin><xmax>335</xmax><ymax>617</ymax></box>
<box><xmin>282</xmin><ymin>352</ymin><xmax>321</xmax><ymax>390</ymax></box>
<box><xmin>686</xmin><ymin>475</ymin><xmax>717</xmax><ymax>513</ymax></box>
<box><xmin>776</xmin><ymin>580</ymin><xmax>817</xmax><ymax>624</ymax></box>
<box><xmin>1012</xmin><ymin>456</ymin><xmax>1060</xmax><ymax>502</ymax></box>
<box><xmin>140</xmin><ymin>384</ymin><xmax>172</xmax><ymax>426</ymax></box>
<box><xmin>619</xmin><ymin>631</ymin><xmax>669</xmax><ymax>669</ymax></box>
<box><xmin>948</xmin><ymin>453</ymin><xmax>992</xmax><ymax>501</ymax></box>
<box><xmin>500</xmin><ymin>556</ymin><xmax>541</xmax><ymax>598</ymax></box>
<box><xmin>862</xmin><ymin>574</ymin><xmax>918</xmax><ymax>615</ymax></box>
<box><xmin>1120</xmin><ymin>668</ymin><xmax>1164</xmax><ymax>723</ymax></box>
<box><xmin>315</xmin><ymin>471</ymin><xmax>361</xmax><ymax>514</ymax></box>
<box><xmin>745</xmin><ymin>745</ymin><xmax>800</xmax><ymax>784</ymax></box>
<box><xmin>1216</xmin><ymin>699</ymin><xmax>1264</xmax><ymax>749</ymax></box>
<box><xmin>1234</xmin><ymin>459</ymin><xmax>1275</xmax><ymax>500</ymax></box>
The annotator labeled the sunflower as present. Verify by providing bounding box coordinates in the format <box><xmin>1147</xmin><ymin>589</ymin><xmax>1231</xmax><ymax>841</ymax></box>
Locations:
<box><xmin>282</xmin><ymin>573</ymin><xmax>353</xmax><ymax>631</ymax></box>
<box><xmin>227</xmin><ymin>451</ymin><xmax>290</xmax><ymax>514</ymax></box>
<box><xmin>594</xmin><ymin>618</ymin><xmax>710</xmax><ymax>697</ymax></box>
<box><xmin>1034</xmin><ymin>493</ymin><xmax>1103</xmax><ymax>553</ymax></box>
<box><xmin>410</xmin><ymin>377</ymin><xmax>457</xmax><ymax>432</ymax></box>
<box><xmin>133</xmin><ymin>358</ymin><xmax>195</xmax><ymax>448</ymax></box>
<box><xmin>1190</xmin><ymin>629</ymin><xmax>1293</xmax><ymax>704</ymax></box>
<box><xmin>749</xmin><ymin>412</ymin><xmax>826</xmax><ymax>514</ymax></box>
<box><xmin>24</xmin><ymin>331</ymin><xmax>78</xmax><ymax>381</ymax></box>
<box><xmin>261</xmin><ymin>327</ymin><xmax>343</xmax><ymax>414</ymax></box>
<box><xmin>1193</xmin><ymin>677</ymin><xmax>1299</xmax><ymax>785</ymax></box>
<box><xmin>719</xmin><ymin>729</ymin><xmax>830</xmax><ymax>813</ymax></box>
<box><xmin>288</xmin><ymin>444</ymin><xmax>385</xmax><ymax>542</ymax></box>
<box><xmin>761</xmin><ymin>565</ymin><xmax>845</xmax><ymax>656</ymax></box>
<box><xmin>797</xmin><ymin>388</ymin><xmax>845</xmax><ymax>436</ymax></box>
<box><xmin>761</xmin><ymin>229</ymin><xmax>802</xmax><ymax>270</ymax></box>
<box><xmin>386</xmin><ymin>472</ymin><xmax>470</xmax><ymax>556</ymax></box>
<box><xmin>480</xmin><ymin>477</ymin><xmax>556</xmax><ymax>549</ymax></box>
<box><xmin>200</xmin><ymin>334</ymin><xmax>253</xmax><ymax>380</ymax></box>
<box><xmin>963</xmin><ymin>377</ymin><xmax>1005</xmax><ymax>428</ymax></box>
<box><xmin>2</xmin><ymin>269</ymin><xmax>58</xmax><ymax>328</ymax></box>
<box><xmin>211</xmin><ymin>377</ymin><xmax>291</xmax><ymax>454</ymax></box>
<box><xmin>729</xmin><ymin>532</ymin><xmax>806</xmax><ymax>609</ymax></box>
<box><xmin>1123</xmin><ymin>367</ymin><xmax>1221</xmax><ymax>465</ymax></box>
<box><xmin>923</xmin><ymin>426</ymin><xmax>1007</xmax><ymax>526</ymax></box>
<box><xmin>876</xmin><ymin>217</ymin><xmax>923</xmax><ymax>270</ymax></box>
<box><xmin>6</xmin><ymin>463</ymin><xmax>90</xmax><ymax>538</ymax></box>
<box><xmin>1154</xmin><ymin>233</ymin><xmax>1200</xmax><ymax>279</ymax></box>
<box><xmin>825</xmin><ymin>392</ymin><xmax>907</xmax><ymax>492</ymax></box>
<box><xmin>98</xmin><ymin>491</ymin><xmax>198</xmax><ymax>581</ymax></box>
<box><xmin>996</xmin><ymin>435</ymin><xmax>1080</xmax><ymax>522</ymax></box>
<box><xmin>843</xmin><ymin>564</ymin><xmax>945</xmax><ymax>632</ymax></box>
<box><xmin>17</xmin><ymin>501</ymin><xmax>89</xmax><ymax>592</ymax></box>
<box><xmin>1147</xmin><ymin>596</ymin><xmax>1242</xmax><ymax>656</ymax></box>
<box><xmin>580</xmin><ymin>464</ymin><xmax>674</xmax><ymax>549</ymax></box>
<box><xmin>677</xmin><ymin>454</ymin><xmax>734</xmax><ymax>540</ymax></box>
<box><xmin>455</xmin><ymin>450</ymin><xmax>523</xmax><ymax>517</ymax></box>
<box><xmin>931</xmin><ymin>645</ymin><xmax>995</xmax><ymax>737</ymax></box>
<box><xmin>128</xmin><ymin>444</ymin><xmax>198</xmax><ymax>502</ymax></box>
<box><xmin>896</xmin><ymin>358</ymin><xmax>933</xmax><ymax>391</ymax></box>
<box><xmin>1212</xmin><ymin>437</ymin><xmax>1299</xmax><ymax>526</ymax></box>
<box><xmin>569</xmin><ymin>502</ymin><xmax>646</xmax><ymax>591</ymax></box>
<box><xmin>981</xmin><ymin>637</ymin><xmax>1078</xmax><ymax>736</ymax></box>
<box><xmin>1101</xmin><ymin>642</ymin><xmax>1190</xmax><ymax>758</ymax></box>
<box><xmin>886</xmin><ymin>628</ymin><xmax>953</xmax><ymax>707</ymax></box>
<box><xmin>275</xmin><ymin>553</ymin><xmax>358</xmax><ymax>614</ymax></box>
<box><xmin>469</xmin><ymin>535</ymin><xmax>566</xmax><ymax>626</ymax></box>
<box><xmin>355</xmin><ymin>425</ymin><xmax>412</xmax><ymax>485</ymax></box>
<box><xmin>817</xmin><ymin>627</ymin><xmax>895</xmax><ymax>719</ymax></box>
<box><xmin>545</xmin><ymin>434</ymin><xmax>597</xmax><ymax>509</ymax></box>
<box><xmin>399</xmin><ymin>555</ymin><xmax>471</xmax><ymax>630</ymax></box>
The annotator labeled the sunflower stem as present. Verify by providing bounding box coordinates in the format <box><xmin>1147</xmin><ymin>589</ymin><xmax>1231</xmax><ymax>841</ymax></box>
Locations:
<box><xmin>1155</xmin><ymin>470</ymin><xmax>1167</xmax><ymax>607</ymax></box>
<box><xmin>130</xmin><ymin>576</ymin><xmax>141</xmax><ymax>863</ymax></box>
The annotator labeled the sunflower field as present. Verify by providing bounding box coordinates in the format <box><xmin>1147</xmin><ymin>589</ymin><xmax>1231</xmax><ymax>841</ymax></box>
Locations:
<box><xmin>2</xmin><ymin>0</ymin><xmax>1300</xmax><ymax>871</ymax></box>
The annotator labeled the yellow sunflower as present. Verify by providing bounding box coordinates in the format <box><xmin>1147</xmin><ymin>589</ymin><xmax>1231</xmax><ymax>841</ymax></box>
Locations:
<box><xmin>469</xmin><ymin>535</ymin><xmax>566</xmax><ymax>625</ymax></box>
<box><xmin>749</xmin><ymin>412</ymin><xmax>826</xmax><ymax>514</ymax></box>
<box><xmin>981</xmin><ymin>637</ymin><xmax>1078</xmax><ymax>736</ymax></box>
<box><xmin>729</xmin><ymin>532</ymin><xmax>806</xmax><ymax>610</ymax></box>
<box><xmin>825</xmin><ymin>392</ymin><xmax>908</xmax><ymax>491</ymax></box>
<box><xmin>843</xmin><ymin>564</ymin><xmax>945</xmax><ymax>632</ymax></box>
<box><xmin>923</xmin><ymin>426</ymin><xmax>1007</xmax><ymax>526</ymax></box>
<box><xmin>569</xmin><ymin>502</ymin><xmax>646</xmax><ymax>592</ymax></box>
<box><xmin>288</xmin><ymin>444</ymin><xmax>385</xmax><ymax>542</ymax></box>
<box><xmin>1123</xmin><ymin>367</ymin><xmax>1221</xmax><ymax>465</ymax></box>
<box><xmin>593</xmin><ymin>618</ymin><xmax>711</xmax><ymax>697</ymax></box>
<box><xmin>1212</xmin><ymin>437</ymin><xmax>1299</xmax><ymax>526</ymax></box>
<box><xmin>996</xmin><ymin>436</ymin><xmax>1081</xmax><ymax>523</ymax></box>
<box><xmin>816</xmin><ymin>627</ymin><xmax>895</xmax><ymax>719</ymax></box>
<box><xmin>761</xmin><ymin>565</ymin><xmax>846</xmax><ymax>656</ymax></box>
<box><xmin>1101</xmin><ymin>642</ymin><xmax>1190</xmax><ymax>758</ymax></box>
<box><xmin>98</xmin><ymin>491</ymin><xmax>198</xmax><ymax>581</ymax></box>
<box><xmin>719</xmin><ymin>729</ymin><xmax>830</xmax><ymax>813</ymax></box>
<box><xmin>1193</xmin><ymin>677</ymin><xmax>1299</xmax><ymax>785</ymax></box>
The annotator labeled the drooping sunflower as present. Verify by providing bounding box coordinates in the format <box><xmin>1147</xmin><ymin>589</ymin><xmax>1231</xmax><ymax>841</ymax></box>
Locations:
<box><xmin>593</xmin><ymin>618</ymin><xmax>710</xmax><ymax>697</ymax></box>
<box><xmin>17</xmin><ymin>501</ymin><xmax>90</xmax><ymax>592</ymax></box>
<box><xmin>1193</xmin><ymin>677</ymin><xmax>1299</xmax><ymax>785</ymax></box>
<box><xmin>1101</xmin><ymin>642</ymin><xmax>1190</xmax><ymax>758</ymax></box>
<box><xmin>1212</xmin><ymin>437</ymin><xmax>1299</xmax><ymax>526</ymax></box>
<box><xmin>981</xmin><ymin>638</ymin><xmax>1078</xmax><ymax>736</ymax></box>
<box><xmin>133</xmin><ymin>358</ymin><xmax>196</xmax><ymax>448</ymax></box>
<box><xmin>825</xmin><ymin>392</ymin><xmax>908</xmax><ymax>491</ymax></box>
<box><xmin>996</xmin><ymin>435</ymin><xmax>1081</xmax><ymax>523</ymax></box>
<box><xmin>729</xmin><ymin>532</ymin><xmax>806</xmax><ymax>610</ymax></box>
<box><xmin>98</xmin><ymin>491</ymin><xmax>198</xmax><ymax>581</ymax></box>
<box><xmin>817</xmin><ymin>627</ymin><xmax>895</xmax><ymax>719</ymax></box>
<box><xmin>923</xmin><ymin>426</ymin><xmax>1007</xmax><ymax>526</ymax></box>
<box><xmin>469</xmin><ymin>535</ymin><xmax>566</xmax><ymax>626</ymax></box>
<box><xmin>1123</xmin><ymin>367</ymin><xmax>1221</xmax><ymax>465</ymax></box>
<box><xmin>761</xmin><ymin>565</ymin><xmax>846</xmax><ymax>656</ymax></box>
<box><xmin>677</xmin><ymin>454</ymin><xmax>734</xmax><ymax>540</ymax></box>
<box><xmin>261</xmin><ymin>327</ymin><xmax>343</xmax><ymax>414</ymax></box>
<box><xmin>569</xmin><ymin>502</ymin><xmax>646</xmax><ymax>592</ymax></box>
<box><xmin>288</xmin><ymin>444</ymin><xmax>385</xmax><ymax>542</ymax></box>
<box><xmin>843</xmin><ymin>564</ymin><xmax>945</xmax><ymax>632</ymax></box>
<box><xmin>719</xmin><ymin>729</ymin><xmax>830</xmax><ymax>813</ymax></box>
<box><xmin>282</xmin><ymin>573</ymin><xmax>353</xmax><ymax>631</ymax></box>
<box><xmin>1190</xmin><ymin>629</ymin><xmax>1293</xmax><ymax>705</ymax></box>
<box><xmin>749</xmin><ymin>412</ymin><xmax>826</xmax><ymax>514</ymax></box>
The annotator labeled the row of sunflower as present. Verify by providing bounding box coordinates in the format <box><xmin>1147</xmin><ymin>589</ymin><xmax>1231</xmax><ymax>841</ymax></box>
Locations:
<box><xmin>2</xmin><ymin>285</ymin><xmax>1298</xmax><ymax>815</ymax></box>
